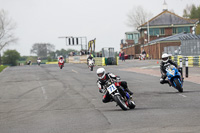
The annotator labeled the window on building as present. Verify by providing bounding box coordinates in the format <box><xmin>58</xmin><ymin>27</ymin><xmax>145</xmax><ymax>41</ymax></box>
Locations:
<box><xmin>127</xmin><ymin>34</ymin><xmax>133</xmax><ymax>40</ymax></box>
<box><xmin>149</xmin><ymin>29</ymin><xmax>153</xmax><ymax>36</ymax></box>
<box><xmin>173</xmin><ymin>27</ymin><xmax>190</xmax><ymax>34</ymax></box>
<box><xmin>149</xmin><ymin>28</ymin><xmax>160</xmax><ymax>36</ymax></box>
<box><xmin>173</xmin><ymin>28</ymin><xmax>177</xmax><ymax>34</ymax></box>
<box><xmin>133</xmin><ymin>34</ymin><xmax>139</xmax><ymax>44</ymax></box>
<box><xmin>160</xmin><ymin>28</ymin><xmax>165</xmax><ymax>35</ymax></box>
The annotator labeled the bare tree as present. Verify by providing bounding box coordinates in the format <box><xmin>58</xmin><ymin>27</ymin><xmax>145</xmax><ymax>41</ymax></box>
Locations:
<box><xmin>0</xmin><ymin>10</ymin><xmax>18</xmax><ymax>51</ymax></box>
<box><xmin>126</xmin><ymin>6</ymin><xmax>153</xmax><ymax>30</ymax></box>
<box><xmin>183</xmin><ymin>4</ymin><xmax>193</xmax><ymax>18</ymax></box>
<box><xmin>0</xmin><ymin>10</ymin><xmax>18</xmax><ymax>64</ymax></box>
<box><xmin>30</xmin><ymin>43</ymin><xmax>55</xmax><ymax>57</ymax></box>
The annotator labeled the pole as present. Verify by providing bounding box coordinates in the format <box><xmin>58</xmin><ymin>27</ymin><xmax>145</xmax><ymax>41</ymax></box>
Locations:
<box><xmin>179</xmin><ymin>58</ymin><xmax>183</xmax><ymax>76</ymax></box>
<box><xmin>185</xmin><ymin>57</ymin><xmax>188</xmax><ymax>78</ymax></box>
<box><xmin>147</xmin><ymin>19</ymin><xmax>150</xmax><ymax>59</ymax></box>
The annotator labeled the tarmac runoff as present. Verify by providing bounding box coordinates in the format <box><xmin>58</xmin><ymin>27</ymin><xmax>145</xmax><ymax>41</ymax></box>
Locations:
<box><xmin>120</xmin><ymin>66</ymin><xmax>200</xmax><ymax>85</ymax></box>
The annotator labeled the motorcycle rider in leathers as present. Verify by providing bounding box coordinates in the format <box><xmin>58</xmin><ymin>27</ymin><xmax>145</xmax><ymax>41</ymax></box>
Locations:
<box><xmin>87</xmin><ymin>53</ymin><xmax>94</xmax><ymax>65</ymax></box>
<box><xmin>58</xmin><ymin>55</ymin><xmax>64</xmax><ymax>67</ymax></box>
<box><xmin>96</xmin><ymin>68</ymin><xmax>133</xmax><ymax>103</ymax></box>
<box><xmin>160</xmin><ymin>53</ymin><xmax>182</xmax><ymax>85</ymax></box>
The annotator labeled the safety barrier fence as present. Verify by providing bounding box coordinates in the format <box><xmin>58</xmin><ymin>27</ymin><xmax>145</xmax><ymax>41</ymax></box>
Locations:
<box><xmin>171</xmin><ymin>55</ymin><xmax>200</xmax><ymax>67</ymax></box>
<box><xmin>67</xmin><ymin>56</ymin><xmax>118</xmax><ymax>66</ymax></box>
<box><xmin>21</xmin><ymin>56</ymin><xmax>118</xmax><ymax>66</ymax></box>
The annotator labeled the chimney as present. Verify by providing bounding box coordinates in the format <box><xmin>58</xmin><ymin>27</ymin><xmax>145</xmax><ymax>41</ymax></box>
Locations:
<box><xmin>163</xmin><ymin>0</ymin><xmax>168</xmax><ymax>11</ymax></box>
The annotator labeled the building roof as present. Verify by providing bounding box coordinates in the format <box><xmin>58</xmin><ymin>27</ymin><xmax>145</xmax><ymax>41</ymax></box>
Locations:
<box><xmin>125</xmin><ymin>31</ymin><xmax>139</xmax><ymax>34</ymax></box>
<box><xmin>143</xmin><ymin>33</ymin><xmax>200</xmax><ymax>46</ymax></box>
<box><xmin>139</xmin><ymin>10</ymin><xmax>199</xmax><ymax>28</ymax></box>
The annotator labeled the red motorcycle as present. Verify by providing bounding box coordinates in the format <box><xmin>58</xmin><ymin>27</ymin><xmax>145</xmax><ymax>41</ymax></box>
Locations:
<box><xmin>58</xmin><ymin>59</ymin><xmax>64</xmax><ymax>69</ymax></box>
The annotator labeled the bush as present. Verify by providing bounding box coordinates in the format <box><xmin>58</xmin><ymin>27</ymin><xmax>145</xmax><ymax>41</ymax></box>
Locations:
<box><xmin>2</xmin><ymin>50</ymin><xmax>20</xmax><ymax>66</ymax></box>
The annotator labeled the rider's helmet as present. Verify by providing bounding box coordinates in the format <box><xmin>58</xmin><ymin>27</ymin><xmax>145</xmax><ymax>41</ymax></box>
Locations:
<box><xmin>59</xmin><ymin>56</ymin><xmax>63</xmax><ymax>59</ymax></box>
<box><xmin>162</xmin><ymin>53</ymin><xmax>169</xmax><ymax>63</ymax></box>
<box><xmin>96</xmin><ymin>68</ymin><xmax>106</xmax><ymax>80</ymax></box>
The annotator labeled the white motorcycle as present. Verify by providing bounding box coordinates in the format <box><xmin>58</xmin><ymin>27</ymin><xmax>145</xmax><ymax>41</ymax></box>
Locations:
<box><xmin>139</xmin><ymin>54</ymin><xmax>146</xmax><ymax>60</ymax></box>
<box><xmin>88</xmin><ymin>59</ymin><xmax>95</xmax><ymax>71</ymax></box>
<box><xmin>37</xmin><ymin>59</ymin><xmax>41</xmax><ymax>66</ymax></box>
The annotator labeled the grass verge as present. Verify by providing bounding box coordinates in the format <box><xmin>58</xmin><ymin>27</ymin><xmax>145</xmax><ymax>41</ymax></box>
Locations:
<box><xmin>0</xmin><ymin>65</ymin><xmax>8</xmax><ymax>72</ymax></box>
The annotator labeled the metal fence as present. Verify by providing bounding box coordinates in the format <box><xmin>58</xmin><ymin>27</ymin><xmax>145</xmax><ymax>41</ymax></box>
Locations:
<box><xmin>179</xmin><ymin>34</ymin><xmax>200</xmax><ymax>56</ymax></box>
<box><xmin>171</xmin><ymin>55</ymin><xmax>200</xmax><ymax>67</ymax></box>
<box><xmin>163</xmin><ymin>46</ymin><xmax>180</xmax><ymax>55</ymax></box>
<box><xmin>102</xmin><ymin>47</ymin><xmax>115</xmax><ymax>58</ymax></box>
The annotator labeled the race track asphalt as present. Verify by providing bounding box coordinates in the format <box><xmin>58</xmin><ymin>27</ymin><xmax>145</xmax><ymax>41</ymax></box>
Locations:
<box><xmin>0</xmin><ymin>61</ymin><xmax>200</xmax><ymax>133</ymax></box>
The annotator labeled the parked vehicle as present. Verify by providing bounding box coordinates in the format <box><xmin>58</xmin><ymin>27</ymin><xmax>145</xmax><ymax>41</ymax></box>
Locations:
<box><xmin>166</xmin><ymin>64</ymin><xmax>183</xmax><ymax>92</ymax></box>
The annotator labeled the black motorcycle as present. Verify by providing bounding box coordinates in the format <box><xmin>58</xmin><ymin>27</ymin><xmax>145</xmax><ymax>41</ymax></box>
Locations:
<box><xmin>102</xmin><ymin>76</ymin><xmax>136</xmax><ymax>111</ymax></box>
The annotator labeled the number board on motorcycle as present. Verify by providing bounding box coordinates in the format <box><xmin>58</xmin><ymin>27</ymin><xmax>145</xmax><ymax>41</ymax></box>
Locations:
<box><xmin>107</xmin><ymin>84</ymin><xmax>117</xmax><ymax>94</ymax></box>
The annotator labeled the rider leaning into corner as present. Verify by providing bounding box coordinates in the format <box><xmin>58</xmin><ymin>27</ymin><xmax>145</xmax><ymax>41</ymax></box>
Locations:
<box><xmin>160</xmin><ymin>53</ymin><xmax>183</xmax><ymax>85</ymax></box>
<box><xmin>96</xmin><ymin>68</ymin><xmax>133</xmax><ymax>103</ymax></box>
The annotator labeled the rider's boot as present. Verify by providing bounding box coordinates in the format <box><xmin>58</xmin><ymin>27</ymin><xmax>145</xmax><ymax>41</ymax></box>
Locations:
<box><xmin>125</xmin><ymin>87</ymin><xmax>133</xmax><ymax>95</ymax></box>
<box><xmin>165</xmin><ymin>80</ymin><xmax>171</xmax><ymax>87</ymax></box>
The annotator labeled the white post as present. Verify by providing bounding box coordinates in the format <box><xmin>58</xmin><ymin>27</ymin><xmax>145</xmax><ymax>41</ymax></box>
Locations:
<box><xmin>147</xmin><ymin>20</ymin><xmax>150</xmax><ymax>43</ymax></box>
<box><xmin>185</xmin><ymin>57</ymin><xmax>188</xmax><ymax>78</ymax></box>
<box><xmin>179</xmin><ymin>58</ymin><xmax>183</xmax><ymax>76</ymax></box>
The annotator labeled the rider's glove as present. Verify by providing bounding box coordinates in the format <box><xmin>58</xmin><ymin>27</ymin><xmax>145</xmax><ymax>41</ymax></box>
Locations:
<box><xmin>99</xmin><ymin>88</ymin><xmax>104</xmax><ymax>93</ymax></box>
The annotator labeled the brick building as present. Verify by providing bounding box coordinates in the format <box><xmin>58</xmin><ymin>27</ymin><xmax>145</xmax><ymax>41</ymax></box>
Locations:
<box><xmin>121</xmin><ymin>2</ymin><xmax>199</xmax><ymax>59</ymax></box>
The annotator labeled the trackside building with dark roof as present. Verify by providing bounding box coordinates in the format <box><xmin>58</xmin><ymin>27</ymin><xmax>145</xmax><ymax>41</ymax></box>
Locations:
<box><xmin>121</xmin><ymin>4</ymin><xmax>199</xmax><ymax>59</ymax></box>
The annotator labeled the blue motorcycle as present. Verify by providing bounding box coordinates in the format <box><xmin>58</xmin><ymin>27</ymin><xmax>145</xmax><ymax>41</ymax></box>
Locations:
<box><xmin>166</xmin><ymin>65</ymin><xmax>183</xmax><ymax>92</ymax></box>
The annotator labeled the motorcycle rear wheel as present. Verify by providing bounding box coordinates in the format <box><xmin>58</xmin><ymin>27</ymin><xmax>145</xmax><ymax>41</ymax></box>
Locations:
<box><xmin>128</xmin><ymin>99</ymin><xmax>136</xmax><ymax>109</ymax></box>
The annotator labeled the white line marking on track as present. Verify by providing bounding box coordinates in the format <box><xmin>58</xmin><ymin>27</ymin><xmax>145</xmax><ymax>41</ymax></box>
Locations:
<box><xmin>41</xmin><ymin>87</ymin><xmax>48</xmax><ymax>100</ymax></box>
<box><xmin>39</xmin><ymin>81</ymin><xmax>48</xmax><ymax>100</ymax></box>
<box><xmin>72</xmin><ymin>69</ymin><xmax>78</xmax><ymax>73</ymax></box>
<box><xmin>179</xmin><ymin>94</ymin><xmax>187</xmax><ymax>97</ymax></box>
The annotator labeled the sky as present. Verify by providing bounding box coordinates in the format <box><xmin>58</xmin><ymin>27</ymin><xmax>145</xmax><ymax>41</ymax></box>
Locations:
<box><xmin>1</xmin><ymin>0</ymin><xmax>200</xmax><ymax>56</ymax></box>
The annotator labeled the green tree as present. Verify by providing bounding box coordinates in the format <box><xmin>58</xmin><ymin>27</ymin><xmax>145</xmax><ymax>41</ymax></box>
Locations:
<box><xmin>30</xmin><ymin>43</ymin><xmax>55</xmax><ymax>57</ymax></box>
<box><xmin>50</xmin><ymin>48</ymin><xmax>79</xmax><ymax>59</ymax></box>
<box><xmin>2</xmin><ymin>50</ymin><xmax>20</xmax><ymax>66</ymax></box>
<box><xmin>183</xmin><ymin>4</ymin><xmax>200</xmax><ymax>35</ymax></box>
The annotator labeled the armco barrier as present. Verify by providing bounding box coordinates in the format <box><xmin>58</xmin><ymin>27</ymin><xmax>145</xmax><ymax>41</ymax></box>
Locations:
<box><xmin>199</xmin><ymin>56</ymin><xmax>200</xmax><ymax>66</ymax></box>
<box><xmin>46</xmin><ymin>62</ymin><xmax>58</xmax><ymax>64</ymax></box>
<box><xmin>68</xmin><ymin>55</ymin><xmax>87</xmax><ymax>64</ymax></box>
<box><xmin>188</xmin><ymin>56</ymin><xmax>194</xmax><ymax>67</ymax></box>
<box><xmin>94</xmin><ymin>57</ymin><xmax>106</xmax><ymax>66</ymax></box>
<box><xmin>172</xmin><ymin>55</ymin><xmax>199</xmax><ymax>67</ymax></box>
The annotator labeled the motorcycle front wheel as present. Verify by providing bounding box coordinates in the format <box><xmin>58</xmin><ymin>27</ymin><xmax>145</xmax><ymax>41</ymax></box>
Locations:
<box><xmin>173</xmin><ymin>78</ymin><xmax>183</xmax><ymax>92</ymax></box>
<box><xmin>114</xmin><ymin>95</ymin><xmax>129</xmax><ymax>111</ymax></box>
<box><xmin>90</xmin><ymin>66</ymin><xmax>93</xmax><ymax>71</ymax></box>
